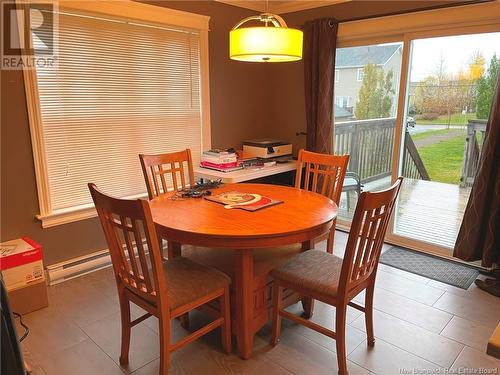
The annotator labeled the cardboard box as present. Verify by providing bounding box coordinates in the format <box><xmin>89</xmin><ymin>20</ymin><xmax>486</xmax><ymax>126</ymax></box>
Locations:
<box><xmin>7</xmin><ymin>277</ymin><xmax>48</xmax><ymax>314</ymax></box>
<box><xmin>1</xmin><ymin>237</ymin><xmax>44</xmax><ymax>290</ymax></box>
<box><xmin>1</xmin><ymin>237</ymin><xmax>48</xmax><ymax>314</ymax></box>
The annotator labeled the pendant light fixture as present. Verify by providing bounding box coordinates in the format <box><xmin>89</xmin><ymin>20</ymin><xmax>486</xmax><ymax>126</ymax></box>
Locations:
<box><xmin>229</xmin><ymin>4</ymin><xmax>303</xmax><ymax>63</ymax></box>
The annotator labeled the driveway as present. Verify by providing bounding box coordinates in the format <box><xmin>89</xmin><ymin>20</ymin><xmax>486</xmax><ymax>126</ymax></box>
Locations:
<box><xmin>412</xmin><ymin>127</ymin><xmax>465</xmax><ymax>148</ymax></box>
<box><xmin>408</xmin><ymin>124</ymin><xmax>465</xmax><ymax>135</ymax></box>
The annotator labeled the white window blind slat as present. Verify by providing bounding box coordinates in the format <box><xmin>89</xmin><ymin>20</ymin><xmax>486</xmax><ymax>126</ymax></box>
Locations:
<box><xmin>33</xmin><ymin>11</ymin><xmax>203</xmax><ymax>211</ymax></box>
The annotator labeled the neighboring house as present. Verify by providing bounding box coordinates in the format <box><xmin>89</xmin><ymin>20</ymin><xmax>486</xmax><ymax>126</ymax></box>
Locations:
<box><xmin>334</xmin><ymin>44</ymin><xmax>402</xmax><ymax>117</ymax></box>
<box><xmin>334</xmin><ymin>104</ymin><xmax>354</xmax><ymax>121</ymax></box>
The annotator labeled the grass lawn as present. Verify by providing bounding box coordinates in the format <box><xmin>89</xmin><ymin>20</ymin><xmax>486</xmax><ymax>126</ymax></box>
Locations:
<box><xmin>417</xmin><ymin>133</ymin><xmax>466</xmax><ymax>184</ymax></box>
<box><xmin>416</xmin><ymin>112</ymin><xmax>476</xmax><ymax>125</ymax></box>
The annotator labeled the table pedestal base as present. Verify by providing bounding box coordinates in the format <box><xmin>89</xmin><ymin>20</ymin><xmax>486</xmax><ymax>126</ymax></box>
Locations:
<box><xmin>180</xmin><ymin>244</ymin><xmax>305</xmax><ymax>358</ymax></box>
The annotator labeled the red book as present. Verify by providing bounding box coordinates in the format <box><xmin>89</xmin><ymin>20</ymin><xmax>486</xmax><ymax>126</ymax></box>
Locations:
<box><xmin>200</xmin><ymin>161</ymin><xmax>238</xmax><ymax>169</ymax></box>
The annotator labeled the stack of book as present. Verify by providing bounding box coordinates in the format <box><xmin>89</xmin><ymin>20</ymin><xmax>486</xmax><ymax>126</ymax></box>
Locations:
<box><xmin>200</xmin><ymin>150</ymin><xmax>242</xmax><ymax>172</ymax></box>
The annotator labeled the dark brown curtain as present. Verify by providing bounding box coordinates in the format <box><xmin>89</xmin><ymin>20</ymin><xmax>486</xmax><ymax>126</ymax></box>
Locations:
<box><xmin>454</xmin><ymin>73</ymin><xmax>500</xmax><ymax>267</ymax></box>
<box><xmin>303</xmin><ymin>18</ymin><xmax>338</xmax><ymax>154</ymax></box>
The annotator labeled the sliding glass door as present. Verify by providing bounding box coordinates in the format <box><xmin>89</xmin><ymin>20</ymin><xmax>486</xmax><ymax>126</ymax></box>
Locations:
<box><xmin>333</xmin><ymin>42</ymin><xmax>403</xmax><ymax>222</ymax></box>
<box><xmin>392</xmin><ymin>31</ymin><xmax>500</xmax><ymax>254</ymax></box>
<box><xmin>333</xmin><ymin>26</ymin><xmax>500</xmax><ymax>257</ymax></box>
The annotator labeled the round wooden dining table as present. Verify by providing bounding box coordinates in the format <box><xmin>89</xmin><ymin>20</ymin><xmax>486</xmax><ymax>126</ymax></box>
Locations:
<box><xmin>150</xmin><ymin>183</ymin><xmax>337</xmax><ymax>359</ymax></box>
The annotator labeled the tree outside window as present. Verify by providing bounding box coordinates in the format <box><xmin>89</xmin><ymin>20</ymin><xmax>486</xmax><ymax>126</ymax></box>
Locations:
<box><xmin>354</xmin><ymin>63</ymin><xmax>394</xmax><ymax>120</ymax></box>
<box><xmin>476</xmin><ymin>53</ymin><xmax>499</xmax><ymax>119</ymax></box>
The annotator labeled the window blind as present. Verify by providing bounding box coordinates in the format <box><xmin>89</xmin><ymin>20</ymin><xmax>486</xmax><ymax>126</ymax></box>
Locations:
<box><xmin>33</xmin><ymin>11</ymin><xmax>203</xmax><ymax>212</ymax></box>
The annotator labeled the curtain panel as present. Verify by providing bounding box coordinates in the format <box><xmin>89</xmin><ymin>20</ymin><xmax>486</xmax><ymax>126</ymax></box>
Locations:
<box><xmin>303</xmin><ymin>18</ymin><xmax>338</xmax><ymax>154</ymax></box>
<box><xmin>454</xmin><ymin>73</ymin><xmax>500</xmax><ymax>267</ymax></box>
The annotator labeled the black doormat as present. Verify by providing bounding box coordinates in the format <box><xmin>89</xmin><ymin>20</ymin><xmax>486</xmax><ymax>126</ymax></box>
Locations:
<box><xmin>379</xmin><ymin>247</ymin><xmax>479</xmax><ymax>289</ymax></box>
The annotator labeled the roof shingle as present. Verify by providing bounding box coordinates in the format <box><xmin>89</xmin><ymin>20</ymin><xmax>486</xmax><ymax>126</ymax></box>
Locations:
<box><xmin>335</xmin><ymin>44</ymin><xmax>401</xmax><ymax>68</ymax></box>
<box><xmin>334</xmin><ymin>105</ymin><xmax>352</xmax><ymax>119</ymax></box>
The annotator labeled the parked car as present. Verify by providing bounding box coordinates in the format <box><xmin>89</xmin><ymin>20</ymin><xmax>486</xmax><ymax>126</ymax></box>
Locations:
<box><xmin>406</xmin><ymin>116</ymin><xmax>416</xmax><ymax>127</ymax></box>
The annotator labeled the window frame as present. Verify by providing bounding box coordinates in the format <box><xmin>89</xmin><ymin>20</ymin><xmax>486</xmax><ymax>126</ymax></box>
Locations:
<box><xmin>335</xmin><ymin>96</ymin><xmax>351</xmax><ymax>108</ymax></box>
<box><xmin>356</xmin><ymin>68</ymin><xmax>364</xmax><ymax>82</ymax></box>
<box><xmin>334</xmin><ymin>69</ymin><xmax>340</xmax><ymax>82</ymax></box>
<box><xmin>19</xmin><ymin>0</ymin><xmax>211</xmax><ymax>228</ymax></box>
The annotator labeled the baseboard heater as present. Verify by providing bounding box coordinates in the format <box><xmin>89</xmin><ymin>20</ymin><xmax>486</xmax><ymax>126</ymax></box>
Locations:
<box><xmin>45</xmin><ymin>249</ymin><xmax>112</xmax><ymax>285</ymax></box>
<box><xmin>45</xmin><ymin>241</ymin><xmax>160</xmax><ymax>285</ymax></box>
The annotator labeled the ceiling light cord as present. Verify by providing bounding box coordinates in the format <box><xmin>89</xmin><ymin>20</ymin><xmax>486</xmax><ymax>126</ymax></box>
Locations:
<box><xmin>266</xmin><ymin>0</ymin><xmax>269</xmax><ymax>24</ymax></box>
<box><xmin>232</xmin><ymin>13</ymin><xmax>287</xmax><ymax>30</ymax></box>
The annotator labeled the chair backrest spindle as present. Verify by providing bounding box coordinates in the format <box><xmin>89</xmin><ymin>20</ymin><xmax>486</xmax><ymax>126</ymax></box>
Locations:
<box><xmin>139</xmin><ymin>149</ymin><xmax>195</xmax><ymax>199</ymax></box>
<box><xmin>89</xmin><ymin>183</ymin><xmax>168</xmax><ymax>308</ymax></box>
<box><xmin>339</xmin><ymin>177</ymin><xmax>403</xmax><ymax>297</ymax></box>
<box><xmin>295</xmin><ymin>149</ymin><xmax>349</xmax><ymax>206</ymax></box>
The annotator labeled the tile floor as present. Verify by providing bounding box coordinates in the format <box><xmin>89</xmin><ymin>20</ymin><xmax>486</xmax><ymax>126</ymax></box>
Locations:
<box><xmin>16</xmin><ymin>231</ymin><xmax>500</xmax><ymax>375</ymax></box>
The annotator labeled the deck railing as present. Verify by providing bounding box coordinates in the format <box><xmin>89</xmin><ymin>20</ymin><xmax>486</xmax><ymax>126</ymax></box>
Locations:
<box><xmin>402</xmin><ymin>130</ymin><xmax>430</xmax><ymax>181</ymax></box>
<box><xmin>335</xmin><ymin>118</ymin><xmax>429</xmax><ymax>182</ymax></box>
<box><xmin>460</xmin><ymin>119</ymin><xmax>487</xmax><ymax>187</ymax></box>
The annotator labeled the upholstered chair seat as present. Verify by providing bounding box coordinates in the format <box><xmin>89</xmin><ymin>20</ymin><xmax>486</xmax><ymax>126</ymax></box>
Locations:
<box><xmin>159</xmin><ymin>257</ymin><xmax>231</xmax><ymax>311</ymax></box>
<box><xmin>271</xmin><ymin>250</ymin><xmax>343</xmax><ymax>300</ymax></box>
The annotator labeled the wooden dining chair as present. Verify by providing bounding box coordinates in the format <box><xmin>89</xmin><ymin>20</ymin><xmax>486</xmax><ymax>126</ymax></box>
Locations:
<box><xmin>295</xmin><ymin>149</ymin><xmax>349</xmax><ymax>254</ymax></box>
<box><xmin>270</xmin><ymin>177</ymin><xmax>403</xmax><ymax>375</ymax></box>
<box><xmin>88</xmin><ymin>183</ymin><xmax>231</xmax><ymax>374</ymax></box>
<box><xmin>139</xmin><ymin>149</ymin><xmax>195</xmax><ymax>200</ymax></box>
<box><xmin>139</xmin><ymin>149</ymin><xmax>196</xmax><ymax>263</ymax></box>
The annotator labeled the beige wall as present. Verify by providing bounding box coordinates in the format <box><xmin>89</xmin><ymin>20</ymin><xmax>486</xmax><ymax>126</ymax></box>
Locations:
<box><xmin>0</xmin><ymin>1</ymin><xmax>272</xmax><ymax>265</ymax></box>
<box><xmin>0</xmin><ymin>0</ymin><xmax>463</xmax><ymax>265</ymax></box>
